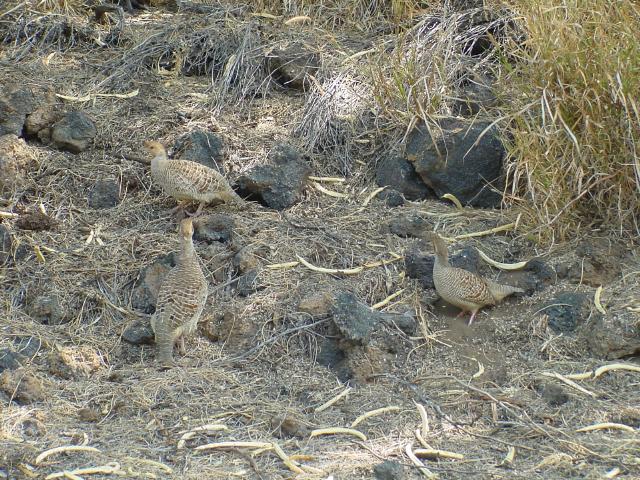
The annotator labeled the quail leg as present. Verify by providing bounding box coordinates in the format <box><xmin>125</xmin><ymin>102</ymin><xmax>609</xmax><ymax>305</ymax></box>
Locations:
<box><xmin>177</xmin><ymin>336</ymin><xmax>186</xmax><ymax>356</ymax></box>
<box><xmin>169</xmin><ymin>201</ymin><xmax>184</xmax><ymax>214</ymax></box>
<box><xmin>467</xmin><ymin>310</ymin><xmax>479</xmax><ymax>326</ymax></box>
<box><xmin>187</xmin><ymin>202</ymin><xmax>205</xmax><ymax>218</ymax></box>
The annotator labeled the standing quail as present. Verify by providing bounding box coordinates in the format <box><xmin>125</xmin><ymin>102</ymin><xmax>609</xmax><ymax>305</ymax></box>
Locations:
<box><xmin>151</xmin><ymin>218</ymin><xmax>208</xmax><ymax>365</ymax></box>
<box><xmin>430</xmin><ymin>232</ymin><xmax>523</xmax><ymax>325</ymax></box>
<box><xmin>143</xmin><ymin>140</ymin><xmax>246</xmax><ymax>216</ymax></box>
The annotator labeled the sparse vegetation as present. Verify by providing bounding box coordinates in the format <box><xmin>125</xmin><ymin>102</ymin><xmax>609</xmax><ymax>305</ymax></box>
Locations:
<box><xmin>495</xmin><ymin>0</ymin><xmax>640</xmax><ymax>241</ymax></box>
<box><xmin>1</xmin><ymin>1</ymin><xmax>639</xmax><ymax>478</ymax></box>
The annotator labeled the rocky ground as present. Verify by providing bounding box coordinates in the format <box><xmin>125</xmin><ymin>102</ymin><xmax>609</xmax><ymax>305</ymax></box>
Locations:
<box><xmin>1</xmin><ymin>2</ymin><xmax>639</xmax><ymax>479</ymax></box>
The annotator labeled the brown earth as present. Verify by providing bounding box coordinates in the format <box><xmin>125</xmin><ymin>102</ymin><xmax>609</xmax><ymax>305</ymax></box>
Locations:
<box><xmin>1</xmin><ymin>2</ymin><xmax>639</xmax><ymax>479</ymax></box>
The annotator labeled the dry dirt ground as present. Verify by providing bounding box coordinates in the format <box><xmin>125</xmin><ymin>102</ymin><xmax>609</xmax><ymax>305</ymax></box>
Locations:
<box><xmin>1</xmin><ymin>4</ymin><xmax>640</xmax><ymax>480</ymax></box>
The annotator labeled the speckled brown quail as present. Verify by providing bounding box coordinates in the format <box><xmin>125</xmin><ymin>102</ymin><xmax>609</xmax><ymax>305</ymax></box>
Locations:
<box><xmin>143</xmin><ymin>140</ymin><xmax>246</xmax><ymax>216</ymax></box>
<box><xmin>150</xmin><ymin>218</ymin><xmax>208</xmax><ymax>365</ymax></box>
<box><xmin>430</xmin><ymin>232</ymin><xmax>523</xmax><ymax>325</ymax></box>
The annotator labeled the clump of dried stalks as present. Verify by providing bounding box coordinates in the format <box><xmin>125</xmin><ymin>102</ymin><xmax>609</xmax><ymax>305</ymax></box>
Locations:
<box><xmin>495</xmin><ymin>0</ymin><xmax>640</xmax><ymax>241</ymax></box>
<box><xmin>295</xmin><ymin>72</ymin><xmax>373</xmax><ymax>175</ymax></box>
<box><xmin>367</xmin><ymin>4</ymin><xmax>513</xmax><ymax>131</ymax></box>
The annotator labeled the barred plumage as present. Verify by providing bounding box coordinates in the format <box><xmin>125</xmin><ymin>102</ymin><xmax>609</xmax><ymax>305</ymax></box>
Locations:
<box><xmin>150</xmin><ymin>218</ymin><xmax>208</xmax><ymax>365</ymax></box>
<box><xmin>143</xmin><ymin>140</ymin><xmax>246</xmax><ymax>215</ymax></box>
<box><xmin>430</xmin><ymin>232</ymin><xmax>523</xmax><ymax>325</ymax></box>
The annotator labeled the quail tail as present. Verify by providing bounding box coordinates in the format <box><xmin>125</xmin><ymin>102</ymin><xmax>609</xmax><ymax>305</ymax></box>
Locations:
<box><xmin>487</xmin><ymin>281</ymin><xmax>524</xmax><ymax>302</ymax></box>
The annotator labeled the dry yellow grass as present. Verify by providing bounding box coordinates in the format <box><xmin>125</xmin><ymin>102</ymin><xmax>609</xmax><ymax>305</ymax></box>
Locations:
<box><xmin>496</xmin><ymin>0</ymin><xmax>640</xmax><ymax>241</ymax></box>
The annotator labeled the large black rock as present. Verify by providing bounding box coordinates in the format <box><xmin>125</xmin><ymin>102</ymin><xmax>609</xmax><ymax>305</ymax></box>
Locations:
<box><xmin>236</xmin><ymin>144</ymin><xmax>310</xmax><ymax>210</ymax></box>
<box><xmin>407</xmin><ymin>118</ymin><xmax>505</xmax><ymax>208</ymax></box>
<box><xmin>51</xmin><ymin>111</ymin><xmax>96</xmax><ymax>153</ymax></box>
<box><xmin>376</xmin><ymin>155</ymin><xmax>433</xmax><ymax>201</ymax></box>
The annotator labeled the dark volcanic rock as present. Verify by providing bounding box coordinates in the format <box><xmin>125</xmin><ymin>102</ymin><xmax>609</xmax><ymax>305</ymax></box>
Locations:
<box><xmin>51</xmin><ymin>111</ymin><xmax>96</xmax><ymax>153</ymax></box>
<box><xmin>236</xmin><ymin>268</ymin><xmax>262</xmax><ymax>297</ymax></box>
<box><xmin>450</xmin><ymin>246</ymin><xmax>480</xmax><ymax>273</ymax></box>
<box><xmin>452</xmin><ymin>73</ymin><xmax>497</xmax><ymax>117</ymax></box>
<box><xmin>0</xmin><ymin>99</ymin><xmax>27</xmax><ymax>137</ymax></box>
<box><xmin>28</xmin><ymin>295</ymin><xmax>67</xmax><ymax>325</ymax></box>
<box><xmin>236</xmin><ymin>144</ymin><xmax>310</xmax><ymax>210</ymax></box>
<box><xmin>376</xmin><ymin>155</ymin><xmax>432</xmax><ymax>201</ymax></box>
<box><xmin>316</xmin><ymin>292</ymin><xmax>415</xmax><ymax>381</ymax></box>
<box><xmin>316</xmin><ymin>338</ymin><xmax>349</xmax><ymax>378</ymax></box>
<box><xmin>501</xmin><ymin>258</ymin><xmax>556</xmax><ymax>294</ymax></box>
<box><xmin>374</xmin><ymin>460</ymin><xmax>405</xmax><ymax>480</ymax></box>
<box><xmin>194</xmin><ymin>214</ymin><xmax>234</xmax><ymax>244</ymax></box>
<box><xmin>539</xmin><ymin>292</ymin><xmax>591</xmax><ymax>334</ymax></box>
<box><xmin>377</xmin><ymin>188</ymin><xmax>405</xmax><ymax>207</ymax></box>
<box><xmin>0</xmin><ymin>349</ymin><xmax>24</xmax><ymax>373</ymax></box>
<box><xmin>173</xmin><ymin>130</ymin><xmax>224</xmax><ymax>171</ymax></box>
<box><xmin>0</xmin><ymin>87</ymin><xmax>37</xmax><ymax>136</ymax></box>
<box><xmin>131</xmin><ymin>254</ymin><xmax>176</xmax><ymax>314</ymax></box>
<box><xmin>15</xmin><ymin>212</ymin><xmax>57</xmax><ymax>231</ymax></box>
<box><xmin>330</xmin><ymin>292</ymin><xmax>415</xmax><ymax>344</ymax></box>
<box><xmin>405</xmin><ymin>251</ymin><xmax>435</xmax><ymax>289</ymax></box>
<box><xmin>584</xmin><ymin>316</ymin><xmax>640</xmax><ymax>360</ymax></box>
<box><xmin>0</xmin><ymin>224</ymin><xmax>13</xmax><ymax>264</ymax></box>
<box><xmin>269</xmin><ymin>43</ymin><xmax>320</xmax><ymax>91</ymax></box>
<box><xmin>331</xmin><ymin>292</ymin><xmax>381</xmax><ymax>345</ymax></box>
<box><xmin>12</xmin><ymin>336</ymin><xmax>42</xmax><ymax>357</ymax></box>
<box><xmin>88</xmin><ymin>179</ymin><xmax>121</xmax><ymax>209</ymax></box>
<box><xmin>122</xmin><ymin>321</ymin><xmax>155</xmax><ymax>345</ymax></box>
<box><xmin>388</xmin><ymin>213</ymin><xmax>428</xmax><ymax>238</ymax></box>
<box><xmin>407</xmin><ymin>117</ymin><xmax>505</xmax><ymax>208</ymax></box>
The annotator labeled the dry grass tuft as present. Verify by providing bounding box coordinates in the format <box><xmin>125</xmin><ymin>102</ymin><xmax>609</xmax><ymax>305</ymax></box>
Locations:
<box><xmin>496</xmin><ymin>0</ymin><xmax>640</xmax><ymax>241</ymax></box>
<box><xmin>33</xmin><ymin>0</ymin><xmax>84</xmax><ymax>16</ymax></box>
<box><xmin>247</xmin><ymin>0</ymin><xmax>427</xmax><ymax>27</ymax></box>
<box><xmin>1</xmin><ymin>8</ymin><xmax>94</xmax><ymax>61</ymax></box>
<box><xmin>295</xmin><ymin>72</ymin><xmax>373</xmax><ymax>175</ymax></box>
<box><xmin>367</xmin><ymin>5</ymin><xmax>512</xmax><ymax>128</ymax></box>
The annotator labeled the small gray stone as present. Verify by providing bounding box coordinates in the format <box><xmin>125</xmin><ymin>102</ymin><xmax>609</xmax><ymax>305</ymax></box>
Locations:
<box><xmin>0</xmin><ymin>87</ymin><xmax>38</xmax><ymax>137</ymax></box>
<box><xmin>377</xmin><ymin>188</ymin><xmax>405</xmax><ymax>207</ymax></box>
<box><xmin>331</xmin><ymin>292</ymin><xmax>381</xmax><ymax>345</ymax></box>
<box><xmin>88</xmin><ymin>179</ymin><xmax>121</xmax><ymax>209</ymax></box>
<box><xmin>236</xmin><ymin>269</ymin><xmax>262</xmax><ymax>297</ymax></box>
<box><xmin>122</xmin><ymin>321</ymin><xmax>155</xmax><ymax>345</ymax></box>
<box><xmin>269</xmin><ymin>43</ymin><xmax>320</xmax><ymax>91</ymax></box>
<box><xmin>376</xmin><ymin>155</ymin><xmax>432</xmax><ymax>201</ymax></box>
<box><xmin>193</xmin><ymin>214</ymin><xmax>234</xmax><ymax>244</ymax></box>
<box><xmin>374</xmin><ymin>460</ymin><xmax>405</xmax><ymax>480</ymax></box>
<box><xmin>450</xmin><ymin>246</ymin><xmax>480</xmax><ymax>274</ymax></box>
<box><xmin>51</xmin><ymin>111</ymin><xmax>96</xmax><ymax>153</ymax></box>
<box><xmin>388</xmin><ymin>214</ymin><xmax>428</xmax><ymax>238</ymax></box>
<box><xmin>405</xmin><ymin>251</ymin><xmax>435</xmax><ymax>289</ymax></box>
<box><xmin>28</xmin><ymin>295</ymin><xmax>67</xmax><ymax>325</ymax></box>
<box><xmin>12</xmin><ymin>336</ymin><xmax>42</xmax><ymax>357</ymax></box>
<box><xmin>0</xmin><ymin>349</ymin><xmax>24</xmax><ymax>373</ymax></box>
<box><xmin>0</xmin><ymin>224</ymin><xmax>12</xmax><ymax>264</ymax></box>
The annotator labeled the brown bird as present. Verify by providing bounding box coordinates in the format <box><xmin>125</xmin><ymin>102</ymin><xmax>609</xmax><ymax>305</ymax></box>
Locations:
<box><xmin>430</xmin><ymin>232</ymin><xmax>523</xmax><ymax>325</ymax></box>
<box><xmin>143</xmin><ymin>140</ymin><xmax>246</xmax><ymax>216</ymax></box>
<box><xmin>150</xmin><ymin>218</ymin><xmax>208</xmax><ymax>365</ymax></box>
